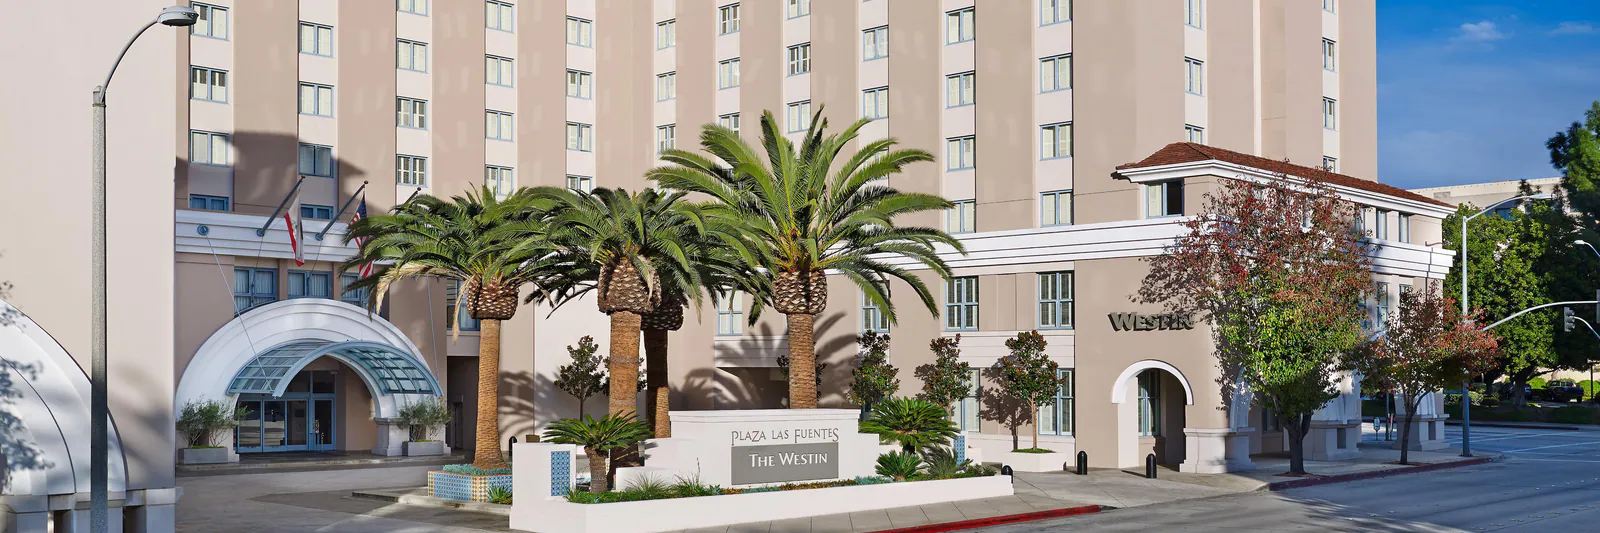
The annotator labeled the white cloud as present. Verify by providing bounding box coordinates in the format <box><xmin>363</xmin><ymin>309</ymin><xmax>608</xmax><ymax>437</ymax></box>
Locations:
<box><xmin>1551</xmin><ymin>22</ymin><xmax>1597</xmax><ymax>35</ymax></box>
<box><xmin>1455</xmin><ymin>21</ymin><xmax>1509</xmax><ymax>43</ymax></box>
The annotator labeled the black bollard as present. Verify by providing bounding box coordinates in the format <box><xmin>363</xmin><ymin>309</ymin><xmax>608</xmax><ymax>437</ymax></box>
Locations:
<box><xmin>509</xmin><ymin>436</ymin><xmax>517</xmax><ymax>460</ymax></box>
<box><xmin>1001</xmin><ymin>465</ymin><xmax>1014</xmax><ymax>476</ymax></box>
<box><xmin>1077</xmin><ymin>451</ymin><xmax>1088</xmax><ymax>475</ymax></box>
<box><xmin>1145</xmin><ymin>454</ymin><xmax>1157</xmax><ymax>479</ymax></box>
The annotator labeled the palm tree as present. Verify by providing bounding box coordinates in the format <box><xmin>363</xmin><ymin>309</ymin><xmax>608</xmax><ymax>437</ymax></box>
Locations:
<box><xmin>860</xmin><ymin>397</ymin><xmax>961</xmax><ymax>454</ymax></box>
<box><xmin>649</xmin><ymin>108</ymin><xmax>963</xmax><ymax>408</ymax></box>
<box><xmin>639</xmin><ymin>248</ymin><xmax>752</xmax><ymax>438</ymax></box>
<box><xmin>543</xmin><ymin>412</ymin><xmax>653</xmax><ymax>493</ymax></box>
<box><xmin>342</xmin><ymin>186</ymin><xmax>550</xmax><ymax>469</ymax></box>
<box><xmin>532</xmin><ymin>187</ymin><xmax>711</xmax><ymax>417</ymax></box>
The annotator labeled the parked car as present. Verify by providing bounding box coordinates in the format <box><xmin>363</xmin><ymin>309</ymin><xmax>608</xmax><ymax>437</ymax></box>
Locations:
<box><xmin>1496</xmin><ymin>382</ymin><xmax>1533</xmax><ymax>400</ymax></box>
<box><xmin>1540</xmin><ymin>379</ymin><xmax>1586</xmax><ymax>403</ymax></box>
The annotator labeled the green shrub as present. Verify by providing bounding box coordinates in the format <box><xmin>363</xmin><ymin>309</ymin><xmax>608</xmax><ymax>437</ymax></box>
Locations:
<box><xmin>876</xmin><ymin>451</ymin><xmax>924</xmax><ymax>481</ymax></box>
<box><xmin>1530</xmin><ymin>377</ymin><xmax>1548</xmax><ymax>390</ymax></box>
<box><xmin>1551</xmin><ymin>406</ymin><xmax>1597</xmax><ymax>424</ymax></box>
<box><xmin>176</xmin><ymin>400</ymin><xmax>248</xmax><ymax>448</ymax></box>
<box><xmin>670</xmin><ymin>475</ymin><xmax>722</xmax><ymax>498</ymax></box>
<box><xmin>1583</xmin><ymin>380</ymin><xmax>1600</xmax><ymax>401</ymax></box>
<box><xmin>861</xmin><ymin>397</ymin><xmax>960</xmax><ymax>454</ymax></box>
<box><xmin>963</xmin><ymin>463</ymin><xmax>1000</xmax><ymax>477</ymax></box>
<box><xmin>1013</xmin><ymin>448</ymin><xmax>1055</xmax><ymax>454</ymax></box>
<box><xmin>853</xmin><ymin>476</ymin><xmax>896</xmax><ymax>485</ymax></box>
<box><xmin>922</xmin><ymin>447</ymin><xmax>972</xmax><ymax>479</ymax></box>
<box><xmin>486</xmin><ymin>486</ymin><xmax>513</xmax><ymax>505</ymax></box>
<box><xmin>398</xmin><ymin>398</ymin><xmax>454</xmax><ymax>442</ymax></box>
<box><xmin>441</xmin><ymin>464</ymin><xmax>512</xmax><ymax>476</ymax></box>
<box><xmin>616</xmin><ymin>476</ymin><xmax>674</xmax><ymax>501</ymax></box>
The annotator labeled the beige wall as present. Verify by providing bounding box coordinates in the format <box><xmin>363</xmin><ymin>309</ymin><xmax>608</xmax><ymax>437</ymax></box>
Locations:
<box><xmin>231</xmin><ymin>0</ymin><xmax>300</xmax><ymax>215</ymax></box>
<box><xmin>974</xmin><ymin>0</ymin><xmax>1035</xmax><ymax>232</ymax></box>
<box><xmin>338</xmin><ymin>0</ymin><xmax>400</xmax><ymax>210</ymax></box>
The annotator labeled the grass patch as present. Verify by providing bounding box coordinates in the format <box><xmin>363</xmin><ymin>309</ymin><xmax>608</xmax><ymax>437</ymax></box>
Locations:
<box><xmin>1012</xmin><ymin>448</ymin><xmax>1056</xmax><ymax>454</ymax></box>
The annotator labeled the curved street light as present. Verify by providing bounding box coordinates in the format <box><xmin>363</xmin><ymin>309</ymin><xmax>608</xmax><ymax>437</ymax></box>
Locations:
<box><xmin>90</xmin><ymin>6</ymin><xmax>197</xmax><ymax>533</ymax></box>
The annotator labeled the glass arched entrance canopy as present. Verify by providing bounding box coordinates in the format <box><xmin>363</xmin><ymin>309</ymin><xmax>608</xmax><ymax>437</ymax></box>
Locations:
<box><xmin>227</xmin><ymin>340</ymin><xmax>441</xmax><ymax>397</ymax></box>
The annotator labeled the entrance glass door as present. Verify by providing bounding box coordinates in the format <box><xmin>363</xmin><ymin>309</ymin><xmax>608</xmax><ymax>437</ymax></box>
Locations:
<box><xmin>236</xmin><ymin>369</ymin><xmax>338</xmax><ymax>453</ymax></box>
<box><xmin>312</xmin><ymin>399</ymin><xmax>335</xmax><ymax>451</ymax></box>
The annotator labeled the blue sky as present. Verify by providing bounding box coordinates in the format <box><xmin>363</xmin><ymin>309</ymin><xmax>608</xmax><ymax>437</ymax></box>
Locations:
<box><xmin>1378</xmin><ymin>0</ymin><xmax>1600</xmax><ymax>189</ymax></box>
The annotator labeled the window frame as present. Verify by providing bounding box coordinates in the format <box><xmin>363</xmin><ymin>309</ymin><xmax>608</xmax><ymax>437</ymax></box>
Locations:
<box><xmin>1038</xmin><ymin>271</ymin><xmax>1075</xmax><ymax>330</ymax></box>
<box><xmin>863</xmin><ymin>26</ymin><xmax>889</xmax><ymax>61</ymax></box>
<box><xmin>486</xmin><ymin>55</ymin><xmax>515</xmax><ymax>87</ymax></box>
<box><xmin>340</xmin><ymin>273</ymin><xmax>369</xmax><ymax>307</ymax></box>
<box><xmin>862</xmin><ymin>86</ymin><xmax>889</xmax><ymax>120</ymax></box>
<box><xmin>566</xmin><ymin>122</ymin><xmax>594</xmax><ymax>152</ymax></box>
<box><xmin>1039</xmin><ymin>54</ymin><xmax>1071</xmax><ymax>93</ymax></box>
<box><xmin>718</xmin><ymin>113</ymin><xmax>741</xmax><ymax>134</ymax></box>
<box><xmin>299</xmin><ymin>204</ymin><xmax>334</xmax><ymax>220</ymax></box>
<box><xmin>958</xmin><ymin>368</ymin><xmax>982</xmax><ymax>432</ymax></box>
<box><xmin>287</xmin><ymin>270</ymin><xmax>333</xmax><ymax>300</ymax></box>
<box><xmin>718</xmin><ymin>58</ymin><xmax>741</xmax><ymax>89</ymax></box>
<box><xmin>946</xmin><ymin>136</ymin><xmax>976</xmax><ymax>171</ymax></box>
<box><xmin>787</xmin><ymin>0</ymin><xmax>810</xmax><ymax>19</ymax></box>
<box><xmin>946</xmin><ymin>71</ymin><xmax>976</xmax><ymax>107</ymax></box>
<box><xmin>1322</xmin><ymin>156</ymin><xmax>1338</xmax><ymax>172</ymax></box>
<box><xmin>189</xmin><ymin>194</ymin><xmax>230</xmax><ymax>211</ymax></box>
<box><xmin>190</xmin><ymin>66</ymin><xmax>229</xmax><ymax>103</ymax></box>
<box><xmin>566</xmin><ymin>17</ymin><xmax>593</xmax><ymax>47</ymax></box>
<box><xmin>1146</xmin><ymin>180</ymin><xmax>1185</xmax><ymax>218</ymax></box>
<box><xmin>486</xmin><ymin>0</ymin><xmax>514</xmax><ymax>32</ymax></box>
<box><xmin>233</xmin><ymin>267</ymin><xmax>277</xmax><ymax>314</ymax></box>
<box><xmin>1040</xmin><ymin>368</ymin><xmax>1075</xmax><ymax>436</ymax></box>
<box><xmin>1186</xmin><ymin>124</ymin><xmax>1205</xmax><ymax>144</ymax></box>
<box><xmin>485</xmin><ymin>110</ymin><xmax>514</xmax><ymax>141</ymax></box>
<box><xmin>945</xmin><ymin>7</ymin><xmax>975</xmax><ymax>44</ymax></box>
<box><xmin>1185</xmin><ymin>0</ymin><xmax>1203</xmax><ymax>29</ymax></box>
<box><xmin>787</xmin><ymin>43</ymin><xmax>812</xmax><ymax>76</ymax></box>
<box><xmin>297</xmin><ymin>82</ymin><xmax>335</xmax><ymax>117</ymax></box>
<box><xmin>192</xmin><ymin>3</ymin><xmax>229</xmax><ymax>40</ymax></box>
<box><xmin>1323</xmin><ymin>97</ymin><xmax>1338</xmax><ymax>130</ymax></box>
<box><xmin>1040</xmin><ymin>189</ymin><xmax>1072</xmax><ymax>227</ymax></box>
<box><xmin>398</xmin><ymin>0</ymin><xmax>429</xmax><ymax>16</ymax></box>
<box><xmin>566</xmin><ymin>69</ymin><xmax>593</xmax><ymax>99</ymax></box>
<box><xmin>1324</xmin><ymin>0</ymin><xmax>1336</xmax><ymax>13</ymax></box>
<box><xmin>397</xmin><ymin>39</ymin><xmax>429</xmax><ymax>72</ymax></box>
<box><xmin>1185</xmin><ymin>57</ymin><xmax>1204</xmax><ymax>95</ymax></box>
<box><xmin>1138</xmin><ymin>370</ymin><xmax>1161</xmax><ymax>437</ymax></box>
<box><xmin>717</xmin><ymin>292</ymin><xmax>744</xmax><ymax>336</ymax></box>
<box><xmin>861</xmin><ymin>290</ymin><xmax>890</xmax><ymax>333</ymax></box>
<box><xmin>298</xmin><ymin>143</ymin><xmax>335</xmax><ymax>178</ymax></box>
<box><xmin>656</xmin><ymin>71</ymin><xmax>678</xmax><ymax>101</ymax></box>
<box><xmin>945</xmin><ymin>276</ymin><xmax>979</xmax><ymax>331</ymax></box>
<box><xmin>1040</xmin><ymin>122</ymin><xmax>1072</xmax><ymax>160</ymax></box>
<box><xmin>396</xmin><ymin>154</ymin><xmax>428</xmax><ymax>186</ymax></box>
<box><xmin>947</xmin><ymin>199</ymin><xmax>976</xmax><ymax>234</ymax></box>
<box><xmin>1398</xmin><ymin>214</ymin><xmax>1412</xmax><ymax>243</ymax></box>
<box><xmin>298</xmin><ymin>22</ymin><xmax>334</xmax><ymax>57</ymax></box>
<box><xmin>657</xmin><ymin>19</ymin><xmax>677</xmax><ymax>49</ymax></box>
<box><xmin>445</xmin><ymin>279</ymin><xmax>481</xmax><ymax>332</ymax></box>
<box><xmin>656</xmin><ymin>124</ymin><xmax>677</xmax><ymax>153</ymax></box>
<box><xmin>396</xmin><ymin>97</ymin><xmax>428</xmax><ymax>129</ymax></box>
<box><xmin>719</xmin><ymin>3</ymin><xmax>741</xmax><ymax>35</ymax></box>
<box><xmin>190</xmin><ymin>130</ymin><xmax>229</xmax><ymax>167</ymax></box>
<box><xmin>485</xmin><ymin>165</ymin><xmax>515</xmax><ymax>196</ymax></box>
<box><xmin>786</xmin><ymin>101</ymin><xmax>812</xmax><ymax>133</ymax></box>
<box><xmin>566</xmin><ymin>175</ymin><xmax>594</xmax><ymax>193</ymax></box>
<box><xmin>1041</xmin><ymin>0</ymin><xmax>1071</xmax><ymax>26</ymax></box>
<box><xmin>1323</xmin><ymin>38</ymin><xmax>1337</xmax><ymax>71</ymax></box>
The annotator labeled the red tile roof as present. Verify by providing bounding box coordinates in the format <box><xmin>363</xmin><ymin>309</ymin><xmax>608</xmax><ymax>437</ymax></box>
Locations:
<box><xmin>1116</xmin><ymin>142</ymin><xmax>1452</xmax><ymax>208</ymax></box>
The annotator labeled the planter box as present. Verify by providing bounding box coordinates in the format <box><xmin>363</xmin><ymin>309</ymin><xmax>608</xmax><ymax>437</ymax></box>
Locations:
<box><xmin>1000</xmin><ymin>451</ymin><xmax>1072</xmax><ymax>473</ymax></box>
<box><xmin>428</xmin><ymin>470</ymin><xmax>513</xmax><ymax>503</ymax></box>
<box><xmin>404</xmin><ymin>441</ymin><xmax>445</xmax><ymax>457</ymax></box>
<box><xmin>510</xmin><ymin>474</ymin><xmax>1013</xmax><ymax>533</ymax></box>
<box><xmin>179</xmin><ymin>447</ymin><xmax>236</xmax><ymax>465</ymax></box>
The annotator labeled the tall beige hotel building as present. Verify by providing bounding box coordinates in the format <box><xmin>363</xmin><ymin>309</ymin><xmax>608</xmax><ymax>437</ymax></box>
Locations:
<box><xmin>1</xmin><ymin>1</ymin><xmax>1460</xmax><ymax>529</ymax></box>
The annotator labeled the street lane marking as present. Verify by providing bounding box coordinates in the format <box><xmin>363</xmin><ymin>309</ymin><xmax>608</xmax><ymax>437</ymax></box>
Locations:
<box><xmin>1504</xmin><ymin>441</ymin><xmax>1600</xmax><ymax>453</ymax></box>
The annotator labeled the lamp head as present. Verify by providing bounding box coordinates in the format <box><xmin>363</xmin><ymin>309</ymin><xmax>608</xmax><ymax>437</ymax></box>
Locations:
<box><xmin>157</xmin><ymin>6</ymin><xmax>199</xmax><ymax>26</ymax></box>
<box><xmin>1578</xmin><ymin>239</ymin><xmax>1591</xmax><ymax>246</ymax></box>
<box><xmin>1531</xmin><ymin>191</ymin><xmax>1554</xmax><ymax>200</ymax></box>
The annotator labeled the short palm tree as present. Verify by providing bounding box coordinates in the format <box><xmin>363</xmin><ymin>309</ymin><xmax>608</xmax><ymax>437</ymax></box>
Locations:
<box><xmin>342</xmin><ymin>186</ymin><xmax>550</xmax><ymax>469</ymax></box>
<box><xmin>860</xmin><ymin>397</ymin><xmax>961</xmax><ymax>454</ymax></box>
<box><xmin>543</xmin><ymin>412</ymin><xmax>653</xmax><ymax>493</ymax></box>
<box><xmin>640</xmin><ymin>248</ymin><xmax>752</xmax><ymax>438</ymax></box>
<box><xmin>532</xmin><ymin>187</ymin><xmax>711</xmax><ymax>417</ymax></box>
<box><xmin>650</xmin><ymin>108</ymin><xmax>963</xmax><ymax>408</ymax></box>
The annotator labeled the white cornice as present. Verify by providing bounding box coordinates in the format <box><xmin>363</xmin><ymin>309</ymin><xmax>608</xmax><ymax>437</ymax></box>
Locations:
<box><xmin>175</xmin><ymin>209</ymin><xmax>357</xmax><ymax>262</ymax></box>
<box><xmin>1117</xmin><ymin>160</ymin><xmax>1458</xmax><ymax>219</ymax></box>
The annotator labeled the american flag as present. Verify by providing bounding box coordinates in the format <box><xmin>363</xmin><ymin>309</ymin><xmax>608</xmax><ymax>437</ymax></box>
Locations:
<box><xmin>352</xmin><ymin>193</ymin><xmax>374</xmax><ymax>278</ymax></box>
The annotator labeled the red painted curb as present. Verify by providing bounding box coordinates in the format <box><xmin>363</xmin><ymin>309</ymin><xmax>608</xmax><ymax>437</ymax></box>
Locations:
<box><xmin>1266</xmin><ymin>457</ymin><xmax>1493</xmax><ymax>491</ymax></box>
<box><xmin>869</xmin><ymin>505</ymin><xmax>1103</xmax><ymax>533</ymax></box>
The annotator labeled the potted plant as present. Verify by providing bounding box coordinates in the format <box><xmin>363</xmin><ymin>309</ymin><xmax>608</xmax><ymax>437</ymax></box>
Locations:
<box><xmin>990</xmin><ymin>331</ymin><xmax>1070</xmax><ymax>472</ymax></box>
<box><xmin>175</xmin><ymin>399</ymin><xmax>245</xmax><ymax>464</ymax></box>
<box><xmin>399</xmin><ymin>397</ymin><xmax>453</xmax><ymax>456</ymax></box>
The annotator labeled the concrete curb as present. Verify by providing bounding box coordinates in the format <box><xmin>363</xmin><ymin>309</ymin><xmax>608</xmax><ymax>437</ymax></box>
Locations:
<box><xmin>1443</xmin><ymin>421</ymin><xmax>1582</xmax><ymax>431</ymax></box>
<box><xmin>868</xmin><ymin>505</ymin><xmax>1105</xmax><ymax>533</ymax></box>
<box><xmin>351</xmin><ymin>489</ymin><xmax>512</xmax><ymax>516</ymax></box>
<box><xmin>178</xmin><ymin>455</ymin><xmax>465</xmax><ymax>475</ymax></box>
<box><xmin>1264</xmin><ymin>456</ymin><xmax>1495</xmax><ymax>491</ymax></box>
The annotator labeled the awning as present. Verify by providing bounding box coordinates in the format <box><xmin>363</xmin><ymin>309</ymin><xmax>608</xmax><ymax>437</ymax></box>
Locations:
<box><xmin>227</xmin><ymin>340</ymin><xmax>441</xmax><ymax>397</ymax></box>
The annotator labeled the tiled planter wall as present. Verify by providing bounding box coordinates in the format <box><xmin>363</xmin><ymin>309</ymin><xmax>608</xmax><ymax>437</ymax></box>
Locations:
<box><xmin>428</xmin><ymin>470</ymin><xmax>514</xmax><ymax>502</ymax></box>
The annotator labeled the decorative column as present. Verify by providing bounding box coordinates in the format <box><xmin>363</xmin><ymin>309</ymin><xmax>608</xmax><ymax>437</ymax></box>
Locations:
<box><xmin>372</xmin><ymin>417</ymin><xmax>409</xmax><ymax>456</ymax></box>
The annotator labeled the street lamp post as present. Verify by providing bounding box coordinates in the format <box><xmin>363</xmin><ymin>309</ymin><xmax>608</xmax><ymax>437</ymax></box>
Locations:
<box><xmin>1575</xmin><ymin>240</ymin><xmax>1600</xmax><ymax>401</ymax></box>
<box><xmin>1457</xmin><ymin>192</ymin><xmax>1552</xmax><ymax>458</ymax></box>
<box><xmin>91</xmin><ymin>6</ymin><xmax>197</xmax><ymax>533</ymax></box>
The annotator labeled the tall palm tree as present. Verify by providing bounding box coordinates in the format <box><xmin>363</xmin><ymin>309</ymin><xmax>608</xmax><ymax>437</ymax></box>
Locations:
<box><xmin>650</xmin><ymin>108</ymin><xmax>963</xmax><ymax>408</ymax></box>
<box><xmin>532</xmin><ymin>187</ymin><xmax>711</xmax><ymax>417</ymax></box>
<box><xmin>342</xmin><ymin>186</ymin><xmax>550</xmax><ymax>469</ymax></box>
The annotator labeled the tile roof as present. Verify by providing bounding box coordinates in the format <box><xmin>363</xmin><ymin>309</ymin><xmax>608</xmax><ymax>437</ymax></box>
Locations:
<box><xmin>1116</xmin><ymin>142</ymin><xmax>1453</xmax><ymax>208</ymax></box>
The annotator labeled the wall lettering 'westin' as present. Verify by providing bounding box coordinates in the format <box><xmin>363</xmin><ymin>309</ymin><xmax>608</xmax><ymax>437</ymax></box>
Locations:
<box><xmin>1108</xmin><ymin>312</ymin><xmax>1196</xmax><ymax>331</ymax></box>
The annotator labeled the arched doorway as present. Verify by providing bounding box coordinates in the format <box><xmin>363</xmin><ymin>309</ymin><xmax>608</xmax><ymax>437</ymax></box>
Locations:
<box><xmin>1110</xmin><ymin>360</ymin><xmax>1195</xmax><ymax>468</ymax></box>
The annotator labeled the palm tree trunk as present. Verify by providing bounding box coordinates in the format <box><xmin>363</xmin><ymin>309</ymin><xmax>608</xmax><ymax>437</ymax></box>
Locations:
<box><xmin>608</xmin><ymin>311</ymin><xmax>643</xmax><ymax>416</ymax></box>
<box><xmin>786</xmin><ymin>313</ymin><xmax>818</xmax><ymax>408</ymax></box>
<box><xmin>644</xmin><ymin>328</ymin><xmax>672</xmax><ymax>438</ymax></box>
<box><xmin>473</xmin><ymin>318</ymin><xmax>506</xmax><ymax>469</ymax></box>
<box><xmin>586</xmin><ymin>447</ymin><xmax>610</xmax><ymax>493</ymax></box>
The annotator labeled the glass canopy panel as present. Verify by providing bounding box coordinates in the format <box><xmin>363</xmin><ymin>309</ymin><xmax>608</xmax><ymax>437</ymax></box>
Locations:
<box><xmin>227</xmin><ymin>340</ymin><xmax>439</xmax><ymax>396</ymax></box>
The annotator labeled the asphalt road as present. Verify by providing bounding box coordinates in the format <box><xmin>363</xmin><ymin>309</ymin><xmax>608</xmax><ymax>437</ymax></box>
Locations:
<box><xmin>981</xmin><ymin>426</ymin><xmax>1600</xmax><ymax>532</ymax></box>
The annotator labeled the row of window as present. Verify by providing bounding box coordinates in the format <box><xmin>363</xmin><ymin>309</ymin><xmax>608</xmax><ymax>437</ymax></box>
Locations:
<box><xmin>939</xmin><ymin>180</ymin><xmax>1181</xmax><ymax>235</ymax></box>
<box><xmin>954</xmin><ymin>367</ymin><xmax>1078</xmax><ymax>436</ymax></box>
<box><xmin>1358</xmin><ymin>207</ymin><xmax>1414</xmax><ymax>243</ymax></box>
<box><xmin>232</xmin><ymin>267</ymin><xmax>366</xmax><ymax>314</ymax></box>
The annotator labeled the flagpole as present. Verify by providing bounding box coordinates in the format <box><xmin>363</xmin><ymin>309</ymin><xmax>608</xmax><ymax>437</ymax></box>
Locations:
<box><xmin>257</xmin><ymin>176</ymin><xmax>307</xmax><ymax>237</ymax></box>
<box><xmin>316</xmin><ymin>181</ymin><xmax>368</xmax><ymax>241</ymax></box>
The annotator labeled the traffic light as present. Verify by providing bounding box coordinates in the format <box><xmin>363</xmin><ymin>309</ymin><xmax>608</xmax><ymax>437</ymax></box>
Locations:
<box><xmin>1564</xmin><ymin>307</ymin><xmax>1577</xmax><ymax>333</ymax></box>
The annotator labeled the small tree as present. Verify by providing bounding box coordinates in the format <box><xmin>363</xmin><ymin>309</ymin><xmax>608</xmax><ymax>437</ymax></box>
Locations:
<box><xmin>916</xmin><ymin>335</ymin><xmax>972</xmax><ymax>415</ymax></box>
<box><xmin>555</xmin><ymin>336</ymin><xmax>607</xmax><ymax>416</ymax></box>
<box><xmin>176</xmin><ymin>400</ymin><xmax>247</xmax><ymax>448</ymax></box>
<box><xmin>398</xmin><ymin>397</ymin><xmax>454</xmax><ymax>442</ymax></box>
<box><xmin>849</xmin><ymin>332</ymin><xmax>900</xmax><ymax>412</ymax></box>
<box><xmin>1352</xmin><ymin>285</ymin><xmax>1498</xmax><ymax>465</ymax></box>
<box><xmin>990</xmin><ymin>331</ymin><xmax>1059</xmax><ymax>451</ymax></box>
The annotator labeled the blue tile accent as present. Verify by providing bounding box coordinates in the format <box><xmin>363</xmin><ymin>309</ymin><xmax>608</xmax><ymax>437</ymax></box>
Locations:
<box><xmin>431</xmin><ymin>472</ymin><xmax>473</xmax><ymax>501</ymax></box>
<box><xmin>954</xmin><ymin>435</ymin><xmax>966</xmax><ymax>464</ymax></box>
<box><xmin>551</xmin><ymin>450</ymin><xmax>572</xmax><ymax>497</ymax></box>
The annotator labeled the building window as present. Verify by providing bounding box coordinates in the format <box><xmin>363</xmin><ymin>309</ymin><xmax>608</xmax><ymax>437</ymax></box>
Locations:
<box><xmin>863</xmin><ymin>26</ymin><xmax>888</xmax><ymax>60</ymax></box>
<box><xmin>1041</xmin><ymin>190</ymin><xmax>1072</xmax><ymax>227</ymax></box>
<box><xmin>787</xmin><ymin>0</ymin><xmax>810</xmax><ymax>18</ymax></box>
<box><xmin>657</xmin><ymin>19</ymin><xmax>676</xmax><ymax>49</ymax></box>
<box><xmin>397</xmin><ymin>40</ymin><xmax>429</xmax><ymax>72</ymax></box>
<box><xmin>233</xmin><ymin>268</ymin><xmax>277</xmax><ymax>313</ymax></box>
<box><xmin>1186</xmin><ymin>124</ymin><xmax>1205</xmax><ymax>144</ymax></box>
<box><xmin>1040</xmin><ymin>369</ymin><xmax>1074</xmax><ymax>435</ymax></box>
<box><xmin>566</xmin><ymin>70</ymin><xmax>592</xmax><ymax>98</ymax></box>
<box><xmin>298</xmin><ymin>83</ymin><xmax>334</xmax><ymax>117</ymax></box>
<box><xmin>719</xmin><ymin>3</ymin><xmax>741</xmax><ymax>35</ymax></box>
<box><xmin>787</xmin><ymin>44</ymin><xmax>811</xmax><ymax>76</ymax></box>
<box><xmin>1323</xmin><ymin>98</ymin><xmax>1337</xmax><ymax>129</ymax></box>
<box><xmin>718</xmin><ymin>113</ymin><xmax>741</xmax><ymax>134</ymax></box>
<box><xmin>397</xmin><ymin>97</ymin><xmax>428</xmax><ymax>129</ymax></box>
<box><xmin>1147</xmin><ymin>180</ymin><xmax>1184</xmax><ymax>218</ymax></box>
<box><xmin>445</xmin><ymin>279</ymin><xmax>481</xmax><ymax>332</ymax></box>
<box><xmin>1039</xmin><ymin>54</ymin><xmax>1071</xmax><ymax>92</ymax></box>
<box><xmin>862</xmin><ymin>291</ymin><xmax>890</xmax><ymax>333</ymax></box>
<box><xmin>566</xmin><ymin>175</ymin><xmax>593</xmax><ymax>193</ymax></box>
<box><xmin>192</xmin><ymin>3</ymin><xmax>229</xmax><ymax>39</ymax></box>
<box><xmin>1185</xmin><ymin>0</ymin><xmax>1202</xmax><ymax>28</ymax></box>
<box><xmin>190</xmin><ymin>131</ymin><xmax>229</xmax><ymax>166</ymax></box>
<box><xmin>1185</xmin><ymin>57</ymin><xmax>1204</xmax><ymax>95</ymax></box>
<box><xmin>947</xmin><ymin>199</ymin><xmax>976</xmax><ymax>234</ymax></box>
<box><xmin>486</xmin><ymin>0</ymin><xmax>514</xmax><ymax>31</ymax></box>
<box><xmin>1040</xmin><ymin>122</ymin><xmax>1072</xmax><ymax>159</ymax></box>
<box><xmin>946</xmin><ymin>7</ymin><xmax>975</xmax><ymax>44</ymax></box>
<box><xmin>299</xmin><ymin>22</ymin><xmax>334</xmax><ymax>56</ymax></box>
<box><xmin>340</xmin><ymin>274</ymin><xmax>369</xmax><ymax>306</ymax></box>
<box><xmin>485</xmin><ymin>166</ymin><xmax>514</xmax><ymax>195</ymax></box>
<box><xmin>717</xmin><ymin>292</ymin><xmax>743</xmax><ymax>336</ymax></box>
<box><xmin>398</xmin><ymin>0</ymin><xmax>428</xmax><ymax>16</ymax></box>
<box><xmin>1398</xmin><ymin>214</ymin><xmax>1412</xmax><ymax>243</ymax></box>
<box><xmin>656</xmin><ymin>124</ymin><xmax>676</xmax><ymax>153</ymax></box>
<box><xmin>945</xmin><ymin>277</ymin><xmax>979</xmax><ymax>331</ymax></box>
<box><xmin>946</xmin><ymin>71</ymin><xmax>975</xmax><ymax>107</ymax></box>
<box><xmin>1322</xmin><ymin>156</ymin><xmax>1337</xmax><ymax>172</ymax></box>
<box><xmin>1323</xmin><ymin>0</ymin><xmax>1335</xmax><ymax>13</ymax></box>
<box><xmin>1373</xmin><ymin>209</ymin><xmax>1390</xmax><ymax>240</ymax></box>
<box><xmin>1138</xmin><ymin>369</ymin><xmax>1161</xmax><ymax>436</ymax></box>
<box><xmin>1375</xmin><ymin>282</ymin><xmax>1390</xmax><ymax>324</ymax></box>
<box><xmin>300</xmin><ymin>204</ymin><xmax>334</xmax><ymax>220</ymax></box>
<box><xmin>288</xmin><ymin>271</ymin><xmax>332</xmax><ymax>299</ymax></box>
<box><xmin>1323</xmin><ymin>38</ymin><xmax>1337</xmax><ymax>71</ymax></box>
<box><xmin>787</xmin><ymin>101</ymin><xmax>812</xmax><ymax>133</ymax></box>
<box><xmin>656</xmin><ymin>72</ymin><xmax>677</xmax><ymax>101</ymax></box>
<box><xmin>1038</xmin><ymin>271</ymin><xmax>1074</xmax><ymax>329</ymax></box>
<box><xmin>958</xmin><ymin>368</ymin><xmax>981</xmax><ymax>432</ymax></box>
<box><xmin>189</xmin><ymin>194</ymin><xmax>229</xmax><ymax>211</ymax></box>
<box><xmin>396</xmin><ymin>155</ymin><xmax>428</xmax><ymax>186</ymax></box>
<box><xmin>485</xmin><ymin>111</ymin><xmax>513</xmax><ymax>141</ymax></box>
<box><xmin>862</xmin><ymin>87</ymin><xmax>889</xmax><ymax>120</ymax></box>
<box><xmin>298</xmin><ymin>144</ymin><xmax>334</xmax><ymax>177</ymax></box>
<box><xmin>566</xmin><ymin>122</ymin><xmax>593</xmax><ymax>151</ymax></box>
<box><xmin>946</xmin><ymin>136</ymin><xmax>976</xmax><ymax>170</ymax></box>
<box><xmin>486</xmin><ymin>55</ymin><xmax>514</xmax><ymax>87</ymax></box>
<box><xmin>718</xmin><ymin>59</ymin><xmax>741</xmax><ymax>89</ymax></box>
<box><xmin>567</xmin><ymin>17</ymin><xmax>593</xmax><ymax>46</ymax></box>
<box><xmin>1041</xmin><ymin>0</ymin><xmax>1071</xmax><ymax>25</ymax></box>
<box><xmin>190</xmin><ymin>67</ymin><xmax>228</xmax><ymax>103</ymax></box>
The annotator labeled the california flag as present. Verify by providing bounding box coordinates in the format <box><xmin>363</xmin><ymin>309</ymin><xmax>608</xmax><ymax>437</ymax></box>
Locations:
<box><xmin>283</xmin><ymin>187</ymin><xmax>305</xmax><ymax>266</ymax></box>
